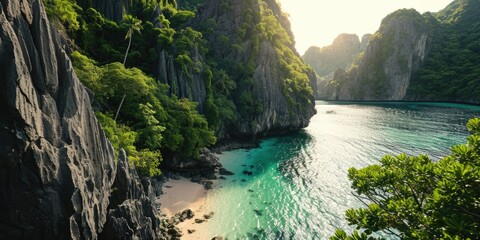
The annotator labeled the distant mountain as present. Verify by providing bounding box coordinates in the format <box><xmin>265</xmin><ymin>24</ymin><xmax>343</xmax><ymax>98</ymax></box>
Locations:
<box><xmin>302</xmin><ymin>33</ymin><xmax>371</xmax><ymax>78</ymax></box>
<box><xmin>320</xmin><ymin>0</ymin><xmax>480</xmax><ymax>103</ymax></box>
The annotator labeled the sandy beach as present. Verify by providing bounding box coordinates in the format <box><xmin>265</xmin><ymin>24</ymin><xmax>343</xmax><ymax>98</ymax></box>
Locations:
<box><xmin>158</xmin><ymin>176</ymin><xmax>216</xmax><ymax>239</ymax></box>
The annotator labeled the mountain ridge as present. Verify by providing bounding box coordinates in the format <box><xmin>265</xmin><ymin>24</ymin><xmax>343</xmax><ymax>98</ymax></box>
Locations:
<box><xmin>318</xmin><ymin>0</ymin><xmax>480</xmax><ymax>103</ymax></box>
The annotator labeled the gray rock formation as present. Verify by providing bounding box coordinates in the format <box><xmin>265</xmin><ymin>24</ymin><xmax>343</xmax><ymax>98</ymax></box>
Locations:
<box><xmin>162</xmin><ymin>148</ymin><xmax>220</xmax><ymax>175</ymax></box>
<box><xmin>0</xmin><ymin>0</ymin><xmax>168</xmax><ymax>239</ymax></box>
<box><xmin>101</xmin><ymin>150</ymin><xmax>167</xmax><ymax>240</ymax></box>
<box><xmin>194</xmin><ymin>0</ymin><xmax>316</xmax><ymax>138</ymax></box>
<box><xmin>324</xmin><ymin>9</ymin><xmax>429</xmax><ymax>100</ymax></box>
<box><xmin>0</xmin><ymin>0</ymin><xmax>115</xmax><ymax>238</ymax></box>
<box><xmin>156</xmin><ymin>47</ymin><xmax>207</xmax><ymax>112</ymax></box>
<box><xmin>360</xmin><ymin>34</ymin><xmax>372</xmax><ymax>51</ymax></box>
<box><xmin>303</xmin><ymin>33</ymin><xmax>371</xmax><ymax>99</ymax></box>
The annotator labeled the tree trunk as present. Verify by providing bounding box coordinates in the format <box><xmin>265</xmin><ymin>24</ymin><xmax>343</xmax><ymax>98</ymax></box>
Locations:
<box><xmin>123</xmin><ymin>36</ymin><xmax>132</xmax><ymax>66</ymax></box>
<box><xmin>114</xmin><ymin>94</ymin><xmax>126</xmax><ymax>121</ymax></box>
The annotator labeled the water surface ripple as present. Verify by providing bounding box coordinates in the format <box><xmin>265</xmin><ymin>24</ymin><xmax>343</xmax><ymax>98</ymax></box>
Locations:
<box><xmin>206</xmin><ymin>102</ymin><xmax>480</xmax><ymax>239</ymax></box>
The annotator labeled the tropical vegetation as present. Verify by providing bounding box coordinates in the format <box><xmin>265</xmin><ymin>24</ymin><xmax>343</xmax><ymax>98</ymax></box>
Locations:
<box><xmin>332</xmin><ymin>118</ymin><xmax>480</xmax><ymax>239</ymax></box>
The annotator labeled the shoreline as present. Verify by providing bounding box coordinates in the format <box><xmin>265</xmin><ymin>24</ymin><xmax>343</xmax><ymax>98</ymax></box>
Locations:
<box><xmin>315</xmin><ymin>99</ymin><xmax>480</xmax><ymax>107</ymax></box>
<box><xmin>158</xmin><ymin>176</ymin><xmax>217</xmax><ymax>239</ymax></box>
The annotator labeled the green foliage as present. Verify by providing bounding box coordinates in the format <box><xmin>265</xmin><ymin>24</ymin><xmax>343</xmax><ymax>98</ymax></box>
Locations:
<box><xmin>72</xmin><ymin>51</ymin><xmax>216</xmax><ymax>174</ymax></box>
<box><xmin>43</xmin><ymin>0</ymin><xmax>80</xmax><ymax>31</ymax></box>
<box><xmin>203</xmin><ymin>69</ymin><xmax>220</xmax><ymax>130</ymax></box>
<box><xmin>96</xmin><ymin>112</ymin><xmax>139</xmax><ymax>157</ymax></box>
<box><xmin>256</xmin><ymin>2</ymin><xmax>313</xmax><ymax>114</ymax></box>
<box><xmin>120</xmin><ymin>15</ymin><xmax>143</xmax><ymax>65</ymax></box>
<box><xmin>334</xmin><ymin>118</ymin><xmax>480</xmax><ymax>239</ymax></box>
<box><xmin>78</xmin><ymin>8</ymin><xmax>123</xmax><ymax>63</ymax></box>
<box><xmin>133</xmin><ymin>149</ymin><xmax>162</xmax><ymax>177</ymax></box>
<box><xmin>95</xmin><ymin>112</ymin><xmax>161</xmax><ymax>177</ymax></box>
<box><xmin>174</xmin><ymin>27</ymin><xmax>205</xmax><ymax>54</ymax></box>
<box><xmin>408</xmin><ymin>4</ymin><xmax>480</xmax><ymax>102</ymax></box>
<box><xmin>157</xmin><ymin>95</ymin><xmax>217</xmax><ymax>158</ymax></box>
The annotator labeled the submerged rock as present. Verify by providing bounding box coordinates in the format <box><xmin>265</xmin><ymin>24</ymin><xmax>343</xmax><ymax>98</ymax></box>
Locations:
<box><xmin>254</xmin><ymin>209</ymin><xmax>263</xmax><ymax>216</ymax></box>
<box><xmin>219</xmin><ymin>167</ymin><xmax>235</xmax><ymax>175</ymax></box>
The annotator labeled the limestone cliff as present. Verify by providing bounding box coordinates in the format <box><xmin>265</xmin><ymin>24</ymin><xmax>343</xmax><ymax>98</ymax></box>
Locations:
<box><xmin>303</xmin><ymin>33</ymin><xmax>371</xmax><ymax>99</ymax></box>
<box><xmin>322</xmin><ymin>0</ymin><xmax>480</xmax><ymax>102</ymax></box>
<box><xmin>193</xmin><ymin>0</ymin><xmax>316</xmax><ymax>138</ymax></box>
<box><xmin>0</xmin><ymin>0</ymin><xmax>167</xmax><ymax>239</ymax></box>
<box><xmin>323</xmin><ymin>9</ymin><xmax>429</xmax><ymax>100</ymax></box>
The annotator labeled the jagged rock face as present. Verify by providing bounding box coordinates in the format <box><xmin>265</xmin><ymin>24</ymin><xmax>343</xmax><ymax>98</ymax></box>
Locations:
<box><xmin>0</xmin><ymin>1</ymin><xmax>169</xmax><ymax>239</ymax></box>
<box><xmin>0</xmin><ymin>0</ymin><xmax>115</xmax><ymax>239</ymax></box>
<box><xmin>102</xmin><ymin>150</ymin><xmax>167</xmax><ymax>240</ymax></box>
<box><xmin>195</xmin><ymin>0</ymin><xmax>316</xmax><ymax>138</ymax></box>
<box><xmin>328</xmin><ymin>9</ymin><xmax>429</xmax><ymax>100</ymax></box>
<box><xmin>156</xmin><ymin>47</ymin><xmax>207</xmax><ymax>112</ymax></box>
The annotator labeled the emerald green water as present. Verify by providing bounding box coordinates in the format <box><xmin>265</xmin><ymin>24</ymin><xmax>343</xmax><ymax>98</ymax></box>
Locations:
<box><xmin>205</xmin><ymin>102</ymin><xmax>480</xmax><ymax>239</ymax></box>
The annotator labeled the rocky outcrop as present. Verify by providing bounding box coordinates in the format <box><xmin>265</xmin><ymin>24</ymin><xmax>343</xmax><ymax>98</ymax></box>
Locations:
<box><xmin>163</xmin><ymin>148</ymin><xmax>220</xmax><ymax>171</ymax></box>
<box><xmin>101</xmin><ymin>150</ymin><xmax>167</xmax><ymax>239</ymax></box>
<box><xmin>0</xmin><ymin>0</ymin><xmax>167</xmax><ymax>239</ymax></box>
<box><xmin>323</xmin><ymin>9</ymin><xmax>429</xmax><ymax>100</ymax></box>
<box><xmin>303</xmin><ymin>33</ymin><xmax>371</xmax><ymax>99</ymax></box>
<box><xmin>156</xmin><ymin>47</ymin><xmax>207</xmax><ymax>112</ymax></box>
<box><xmin>360</xmin><ymin>34</ymin><xmax>372</xmax><ymax>51</ymax></box>
<box><xmin>193</xmin><ymin>0</ymin><xmax>316</xmax><ymax>138</ymax></box>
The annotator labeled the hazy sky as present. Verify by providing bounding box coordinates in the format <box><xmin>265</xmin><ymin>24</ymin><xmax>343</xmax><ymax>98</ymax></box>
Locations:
<box><xmin>278</xmin><ymin>0</ymin><xmax>454</xmax><ymax>54</ymax></box>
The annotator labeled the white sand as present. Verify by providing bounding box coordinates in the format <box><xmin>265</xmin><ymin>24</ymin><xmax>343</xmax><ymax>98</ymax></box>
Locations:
<box><xmin>158</xmin><ymin>177</ymin><xmax>217</xmax><ymax>240</ymax></box>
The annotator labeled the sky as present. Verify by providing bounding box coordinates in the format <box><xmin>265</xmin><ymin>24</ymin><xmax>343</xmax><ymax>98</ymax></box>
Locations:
<box><xmin>278</xmin><ymin>0</ymin><xmax>454</xmax><ymax>54</ymax></box>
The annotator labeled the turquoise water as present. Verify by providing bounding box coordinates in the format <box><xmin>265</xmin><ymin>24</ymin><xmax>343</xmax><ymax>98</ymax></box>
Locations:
<box><xmin>205</xmin><ymin>102</ymin><xmax>480</xmax><ymax>239</ymax></box>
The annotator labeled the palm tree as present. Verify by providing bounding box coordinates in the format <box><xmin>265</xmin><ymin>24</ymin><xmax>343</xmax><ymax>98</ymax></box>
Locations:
<box><xmin>121</xmin><ymin>14</ymin><xmax>142</xmax><ymax>66</ymax></box>
<box><xmin>115</xmin><ymin>15</ymin><xmax>142</xmax><ymax>121</ymax></box>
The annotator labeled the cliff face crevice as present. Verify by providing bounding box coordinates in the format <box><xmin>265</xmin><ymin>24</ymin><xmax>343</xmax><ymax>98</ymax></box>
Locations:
<box><xmin>0</xmin><ymin>1</ymin><xmax>166</xmax><ymax>239</ymax></box>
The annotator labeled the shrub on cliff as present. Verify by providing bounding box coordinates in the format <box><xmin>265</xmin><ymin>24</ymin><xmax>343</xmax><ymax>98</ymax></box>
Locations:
<box><xmin>72</xmin><ymin>51</ymin><xmax>216</xmax><ymax>175</ymax></box>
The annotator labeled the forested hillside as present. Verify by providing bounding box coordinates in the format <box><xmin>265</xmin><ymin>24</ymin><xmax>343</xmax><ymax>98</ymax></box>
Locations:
<box><xmin>43</xmin><ymin>0</ymin><xmax>315</xmax><ymax>175</ymax></box>
<box><xmin>407</xmin><ymin>0</ymin><xmax>480</xmax><ymax>101</ymax></box>
<box><xmin>318</xmin><ymin>0</ymin><xmax>480</xmax><ymax>102</ymax></box>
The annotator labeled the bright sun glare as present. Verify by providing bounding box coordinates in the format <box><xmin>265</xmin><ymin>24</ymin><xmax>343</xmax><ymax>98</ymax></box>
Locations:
<box><xmin>278</xmin><ymin>0</ymin><xmax>454</xmax><ymax>54</ymax></box>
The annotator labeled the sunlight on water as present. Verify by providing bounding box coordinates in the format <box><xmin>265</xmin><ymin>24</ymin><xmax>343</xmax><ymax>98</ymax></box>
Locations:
<box><xmin>204</xmin><ymin>102</ymin><xmax>480</xmax><ymax>239</ymax></box>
